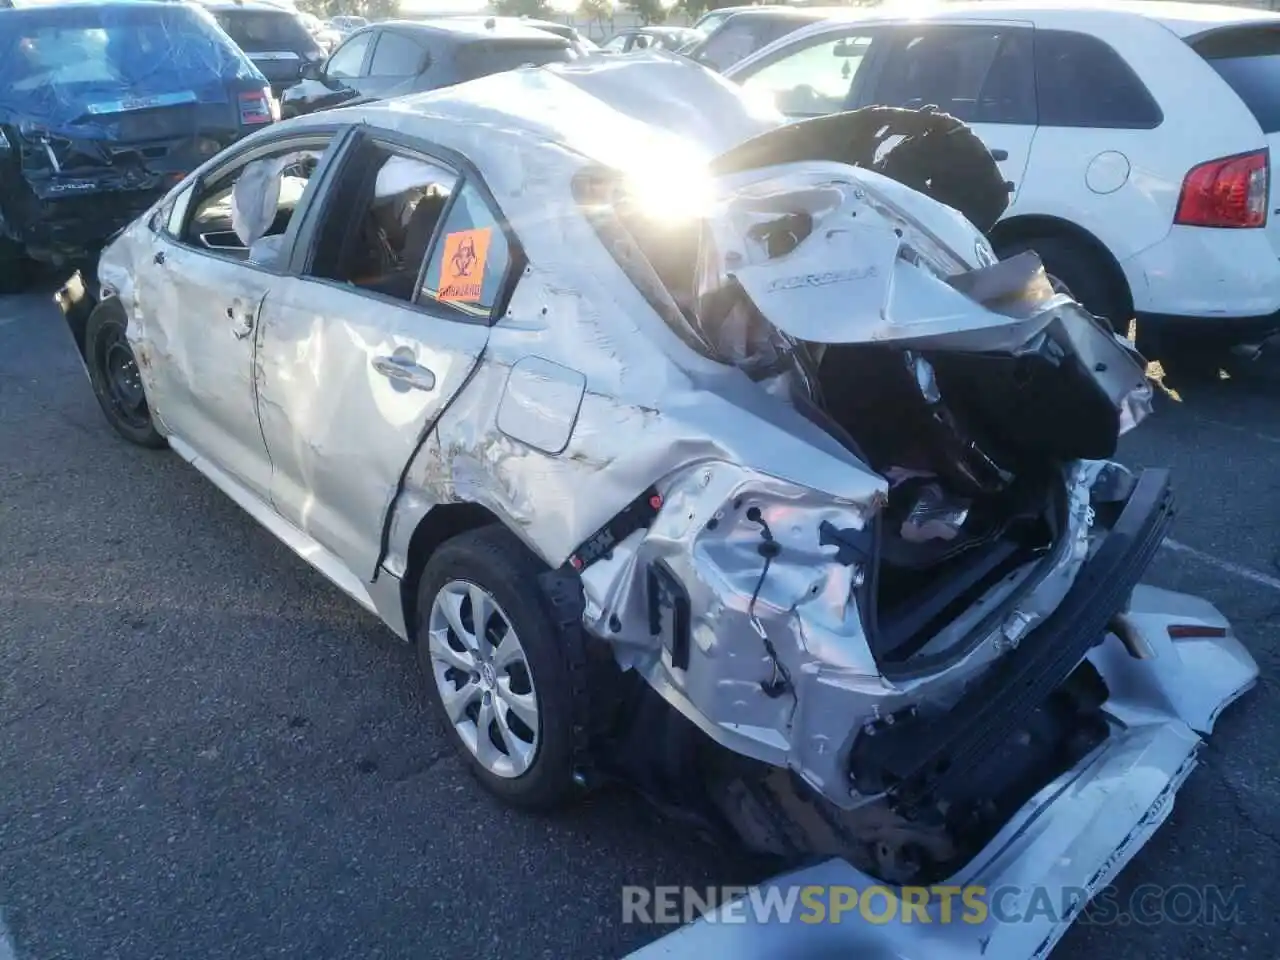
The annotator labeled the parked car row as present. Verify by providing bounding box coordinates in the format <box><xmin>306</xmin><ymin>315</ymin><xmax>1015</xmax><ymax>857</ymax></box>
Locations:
<box><xmin>7</xmin><ymin>0</ymin><xmax>1280</xmax><ymax>365</ymax></box>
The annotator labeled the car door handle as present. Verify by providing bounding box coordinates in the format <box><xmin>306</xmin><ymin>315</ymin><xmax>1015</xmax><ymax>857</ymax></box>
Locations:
<box><xmin>372</xmin><ymin>353</ymin><xmax>436</xmax><ymax>391</ymax></box>
<box><xmin>990</xmin><ymin>149</ymin><xmax>1009</xmax><ymax>161</ymax></box>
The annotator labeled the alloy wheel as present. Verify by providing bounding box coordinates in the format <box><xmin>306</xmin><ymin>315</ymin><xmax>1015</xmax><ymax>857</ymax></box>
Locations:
<box><xmin>427</xmin><ymin>580</ymin><xmax>540</xmax><ymax>778</ymax></box>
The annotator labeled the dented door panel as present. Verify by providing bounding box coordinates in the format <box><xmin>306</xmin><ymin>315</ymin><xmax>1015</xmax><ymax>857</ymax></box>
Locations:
<box><xmin>136</xmin><ymin>239</ymin><xmax>275</xmax><ymax>500</ymax></box>
<box><xmin>255</xmin><ymin>279</ymin><xmax>489</xmax><ymax>581</ymax></box>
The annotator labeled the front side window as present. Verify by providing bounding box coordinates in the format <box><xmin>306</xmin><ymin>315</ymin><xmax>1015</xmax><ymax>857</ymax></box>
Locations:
<box><xmin>369</xmin><ymin>32</ymin><xmax>426</xmax><ymax>77</ymax></box>
<box><xmin>603</xmin><ymin>34</ymin><xmax>629</xmax><ymax>52</ymax></box>
<box><xmin>739</xmin><ymin>32</ymin><xmax>875</xmax><ymax>118</ymax></box>
<box><xmin>327</xmin><ymin>32</ymin><xmax>372</xmax><ymax>79</ymax></box>
<box><xmin>420</xmin><ymin>183</ymin><xmax>512</xmax><ymax>321</ymax></box>
<box><xmin>873</xmin><ymin>26</ymin><xmax>1010</xmax><ymax>123</ymax></box>
<box><xmin>179</xmin><ymin>137</ymin><xmax>336</xmax><ymax>264</ymax></box>
<box><xmin>1035</xmin><ymin>29</ymin><xmax>1162</xmax><ymax>129</ymax></box>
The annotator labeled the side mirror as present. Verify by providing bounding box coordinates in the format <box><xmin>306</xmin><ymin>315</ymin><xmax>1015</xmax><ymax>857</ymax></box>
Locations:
<box><xmin>300</xmin><ymin>60</ymin><xmax>324</xmax><ymax>81</ymax></box>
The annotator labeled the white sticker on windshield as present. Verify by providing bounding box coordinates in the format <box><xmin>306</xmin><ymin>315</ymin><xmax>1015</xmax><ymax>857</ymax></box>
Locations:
<box><xmin>85</xmin><ymin>90</ymin><xmax>199</xmax><ymax>115</ymax></box>
<box><xmin>252</xmin><ymin>51</ymin><xmax>301</xmax><ymax>61</ymax></box>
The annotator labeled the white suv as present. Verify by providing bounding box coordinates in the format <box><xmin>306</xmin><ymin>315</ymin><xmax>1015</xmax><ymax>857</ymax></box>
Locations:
<box><xmin>724</xmin><ymin>1</ymin><xmax>1280</xmax><ymax>357</ymax></box>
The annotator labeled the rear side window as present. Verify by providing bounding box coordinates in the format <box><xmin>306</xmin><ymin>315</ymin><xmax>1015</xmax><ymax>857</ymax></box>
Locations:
<box><xmin>453</xmin><ymin>41</ymin><xmax>575</xmax><ymax>83</ymax></box>
<box><xmin>327</xmin><ymin>32</ymin><xmax>372</xmax><ymax>79</ymax></box>
<box><xmin>420</xmin><ymin>182</ymin><xmax>513</xmax><ymax>320</ymax></box>
<box><xmin>1193</xmin><ymin>27</ymin><xmax>1280</xmax><ymax>134</ymax></box>
<box><xmin>873</xmin><ymin>26</ymin><xmax>1035</xmax><ymax>125</ymax></box>
<box><xmin>1034</xmin><ymin>30</ymin><xmax>1162</xmax><ymax>129</ymax></box>
<box><xmin>217</xmin><ymin>11</ymin><xmax>317</xmax><ymax>54</ymax></box>
<box><xmin>369</xmin><ymin>32</ymin><xmax>426</xmax><ymax>77</ymax></box>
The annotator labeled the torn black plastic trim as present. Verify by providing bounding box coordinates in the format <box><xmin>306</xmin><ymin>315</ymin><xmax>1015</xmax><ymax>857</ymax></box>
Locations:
<box><xmin>565</xmin><ymin>486</ymin><xmax>663</xmax><ymax>573</ymax></box>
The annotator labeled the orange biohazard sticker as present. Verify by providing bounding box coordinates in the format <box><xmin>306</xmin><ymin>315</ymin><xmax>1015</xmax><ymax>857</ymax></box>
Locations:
<box><xmin>438</xmin><ymin>227</ymin><xmax>492</xmax><ymax>302</ymax></box>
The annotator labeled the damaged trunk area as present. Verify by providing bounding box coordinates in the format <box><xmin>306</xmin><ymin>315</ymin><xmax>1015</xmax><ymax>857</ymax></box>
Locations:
<box><xmin>581</xmin><ymin>158</ymin><xmax>1146</xmax><ymax>674</ymax></box>
<box><xmin>574</xmin><ymin>115</ymin><xmax>1157</xmax><ymax>885</ymax></box>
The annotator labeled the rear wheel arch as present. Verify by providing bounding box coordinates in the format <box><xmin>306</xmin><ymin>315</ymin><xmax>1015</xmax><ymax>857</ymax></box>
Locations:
<box><xmin>400</xmin><ymin>501</ymin><xmax>503</xmax><ymax>641</ymax></box>
<box><xmin>989</xmin><ymin>214</ymin><xmax>1134</xmax><ymax>324</ymax></box>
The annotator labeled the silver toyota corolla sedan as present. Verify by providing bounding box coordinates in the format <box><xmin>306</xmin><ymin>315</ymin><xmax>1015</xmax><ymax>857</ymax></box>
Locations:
<box><xmin>56</xmin><ymin>52</ymin><xmax>1256</xmax><ymax>960</ymax></box>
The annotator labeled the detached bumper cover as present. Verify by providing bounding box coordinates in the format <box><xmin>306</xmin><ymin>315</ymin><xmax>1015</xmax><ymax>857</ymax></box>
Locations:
<box><xmin>623</xmin><ymin>585</ymin><xmax>1257</xmax><ymax>960</ymax></box>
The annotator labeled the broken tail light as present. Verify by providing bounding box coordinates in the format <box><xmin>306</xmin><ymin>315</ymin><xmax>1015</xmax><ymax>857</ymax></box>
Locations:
<box><xmin>1174</xmin><ymin>149</ymin><xmax>1268</xmax><ymax>228</ymax></box>
<box><xmin>239</xmin><ymin>88</ymin><xmax>279</xmax><ymax>126</ymax></box>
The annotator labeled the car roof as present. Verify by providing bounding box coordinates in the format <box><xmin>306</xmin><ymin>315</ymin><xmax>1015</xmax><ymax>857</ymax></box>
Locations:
<box><xmin>425</xmin><ymin>14</ymin><xmax>581</xmax><ymax>36</ymax></box>
<box><xmin>372</xmin><ymin>17</ymin><xmax>572</xmax><ymax>44</ymax></box>
<box><xmin>711</xmin><ymin>5</ymin><xmax>844</xmax><ymax>25</ymax></box>
<box><xmin>751</xmin><ymin>0</ymin><xmax>1280</xmax><ymax>37</ymax></box>
<box><xmin>194</xmin><ymin>0</ymin><xmax>300</xmax><ymax>13</ymax></box>
<box><xmin>286</xmin><ymin>53</ymin><xmax>776</xmax><ymax>192</ymax></box>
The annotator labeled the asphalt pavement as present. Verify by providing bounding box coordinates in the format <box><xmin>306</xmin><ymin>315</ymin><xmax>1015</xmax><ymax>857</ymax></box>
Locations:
<box><xmin>2</xmin><ymin>285</ymin><xmax>1279</xmax><ymax>960</ymax></box>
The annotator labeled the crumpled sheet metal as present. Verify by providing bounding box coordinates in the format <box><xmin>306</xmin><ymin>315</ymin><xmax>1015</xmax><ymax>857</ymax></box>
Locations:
<box><xmin>0</xmin><ymin>2</ymin><xmax>262</xmax><ymax>138</ymax></box>
<box><xmin>570</xmin><ymin>459</ymin><xmax>1106</xmax><ymax>799</ymax></box>
<box><xmin>623</xmin><ymin>585</ymin><xmax>1257</xmax><ymax>960</ymax></box>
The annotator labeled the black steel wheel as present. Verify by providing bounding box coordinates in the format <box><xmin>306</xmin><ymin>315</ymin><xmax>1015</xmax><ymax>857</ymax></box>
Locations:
<box><xmin>85</xmin><ymin>302</ymin><xmax>166</xmax><ymax>448</ymax></box>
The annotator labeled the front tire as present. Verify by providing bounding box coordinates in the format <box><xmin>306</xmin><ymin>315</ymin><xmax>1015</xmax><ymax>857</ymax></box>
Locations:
<box><xmin>85</xmin><ymin>302</ymin><xmax>166</xmax><ymax>449</ymax></box>
<box><xmin>415</xmin><ymin>525</ymin><xmax>587</xmax><ymax>809</ymax></box>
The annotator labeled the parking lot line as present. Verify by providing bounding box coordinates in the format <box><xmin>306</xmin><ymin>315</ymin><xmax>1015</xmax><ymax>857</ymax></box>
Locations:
<box><xmin>1161</xmin><ymin>537</ymin><xmax>1280</xmax><ymax>592</ymax></box>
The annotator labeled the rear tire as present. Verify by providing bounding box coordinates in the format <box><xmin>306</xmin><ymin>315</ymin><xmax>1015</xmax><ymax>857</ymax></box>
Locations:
<box><xmin>84</xmin><ymin>302</ymin><xmax>166</xmax><ymax>449</ymax></box>
<box><xmin>995</xmin><ymin>234</ymin><xmax>1126</xmax><ymax>336</ymax></box>
<box><xmin>414</xmin><ymin>525</ymin><xmax>589</xmax><ymax>810</ymax></box>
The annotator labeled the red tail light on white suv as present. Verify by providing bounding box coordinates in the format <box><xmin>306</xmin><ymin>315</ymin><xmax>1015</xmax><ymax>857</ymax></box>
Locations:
<box><xmin>1174</xmin><ymin>150</ymin><xmax>1269</xmax><ymax>228</ymax></box>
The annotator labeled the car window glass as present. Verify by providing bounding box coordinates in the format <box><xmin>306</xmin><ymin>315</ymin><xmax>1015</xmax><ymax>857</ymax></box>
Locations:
<box><xmin>420</xmin><ymin>182</ymin><xmax>511</xmax><ymax>320</ymax></box>
<box><xmin>874</xmin><ymin>26</ymin><xmax>1006</xmax><ymax>123</ymax></box>
<box><xmin>453</xmin><ymin>41</ymin><xmax>575</xmax><ymax>83</ymax></box>
<box><xmin>697</xmin><ymin>22</ymin><xmax>765</xmax><ymax>71</ymax></box>
<box><xmin>1195</xmin><ymin>27</ymin><xmax>1280</xmax><ymax>134</ymax></box>
<box><xmin>967</xmin><ymin>29</ymin><xmax>1036</xmax><ymax>124</ymax></box>
<box><xmin>181</xmin><ymin>139</ymin><xmax>334</xmax><ymax>263</ymax></box>
<box><xmin>369</xmin><ymin>32</ymin><xmax>425</xmax><ymax>77</ymax></box>
<box><xmin>1035</xmin><ymin>30</ymin><xmax>1161</xmax><ymax>129</ymax></box>
<box><xmin>216</xmin><ymin>10</ymin><xmax>313</xmax><ymax>53</ymax></box>
<box><xmin>327</xmin><ymin>32</ymin><xmax>371</xmax><ymax>78</ymax></box>
<box><xmin>309</xmin><ymin>147</ymin><xmax>458</xmax><ymax>303</ymax></box>
<box><xmin>603</xmin><ymin>34</ymin><xmax>628</xmax><ymax>52</ymax></box>
<box><xmin>739</xmin><ymin>33</ymin><xmax>874</xmax><ymax>118</ymax></box>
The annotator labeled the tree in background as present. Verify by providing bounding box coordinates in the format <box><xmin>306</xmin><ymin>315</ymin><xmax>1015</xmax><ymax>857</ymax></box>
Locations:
<box><xmin>493</xmin><ymin>0</ymin><xmax>554</xmax><ymax>16</ymax></box>
<box><xmin>625</xmin><ymin>0</ymin><xmax>665</xmax><ymax>25</ymax></box>
<box><xmin>577</xmin><ymin>0</ymin><xmax>613</xmax><ymax>34</ymax></box>
<box><xmin>296</xmin><ymin>0</ymin><xmax>397</xmax><ymax>19</ymax></box>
